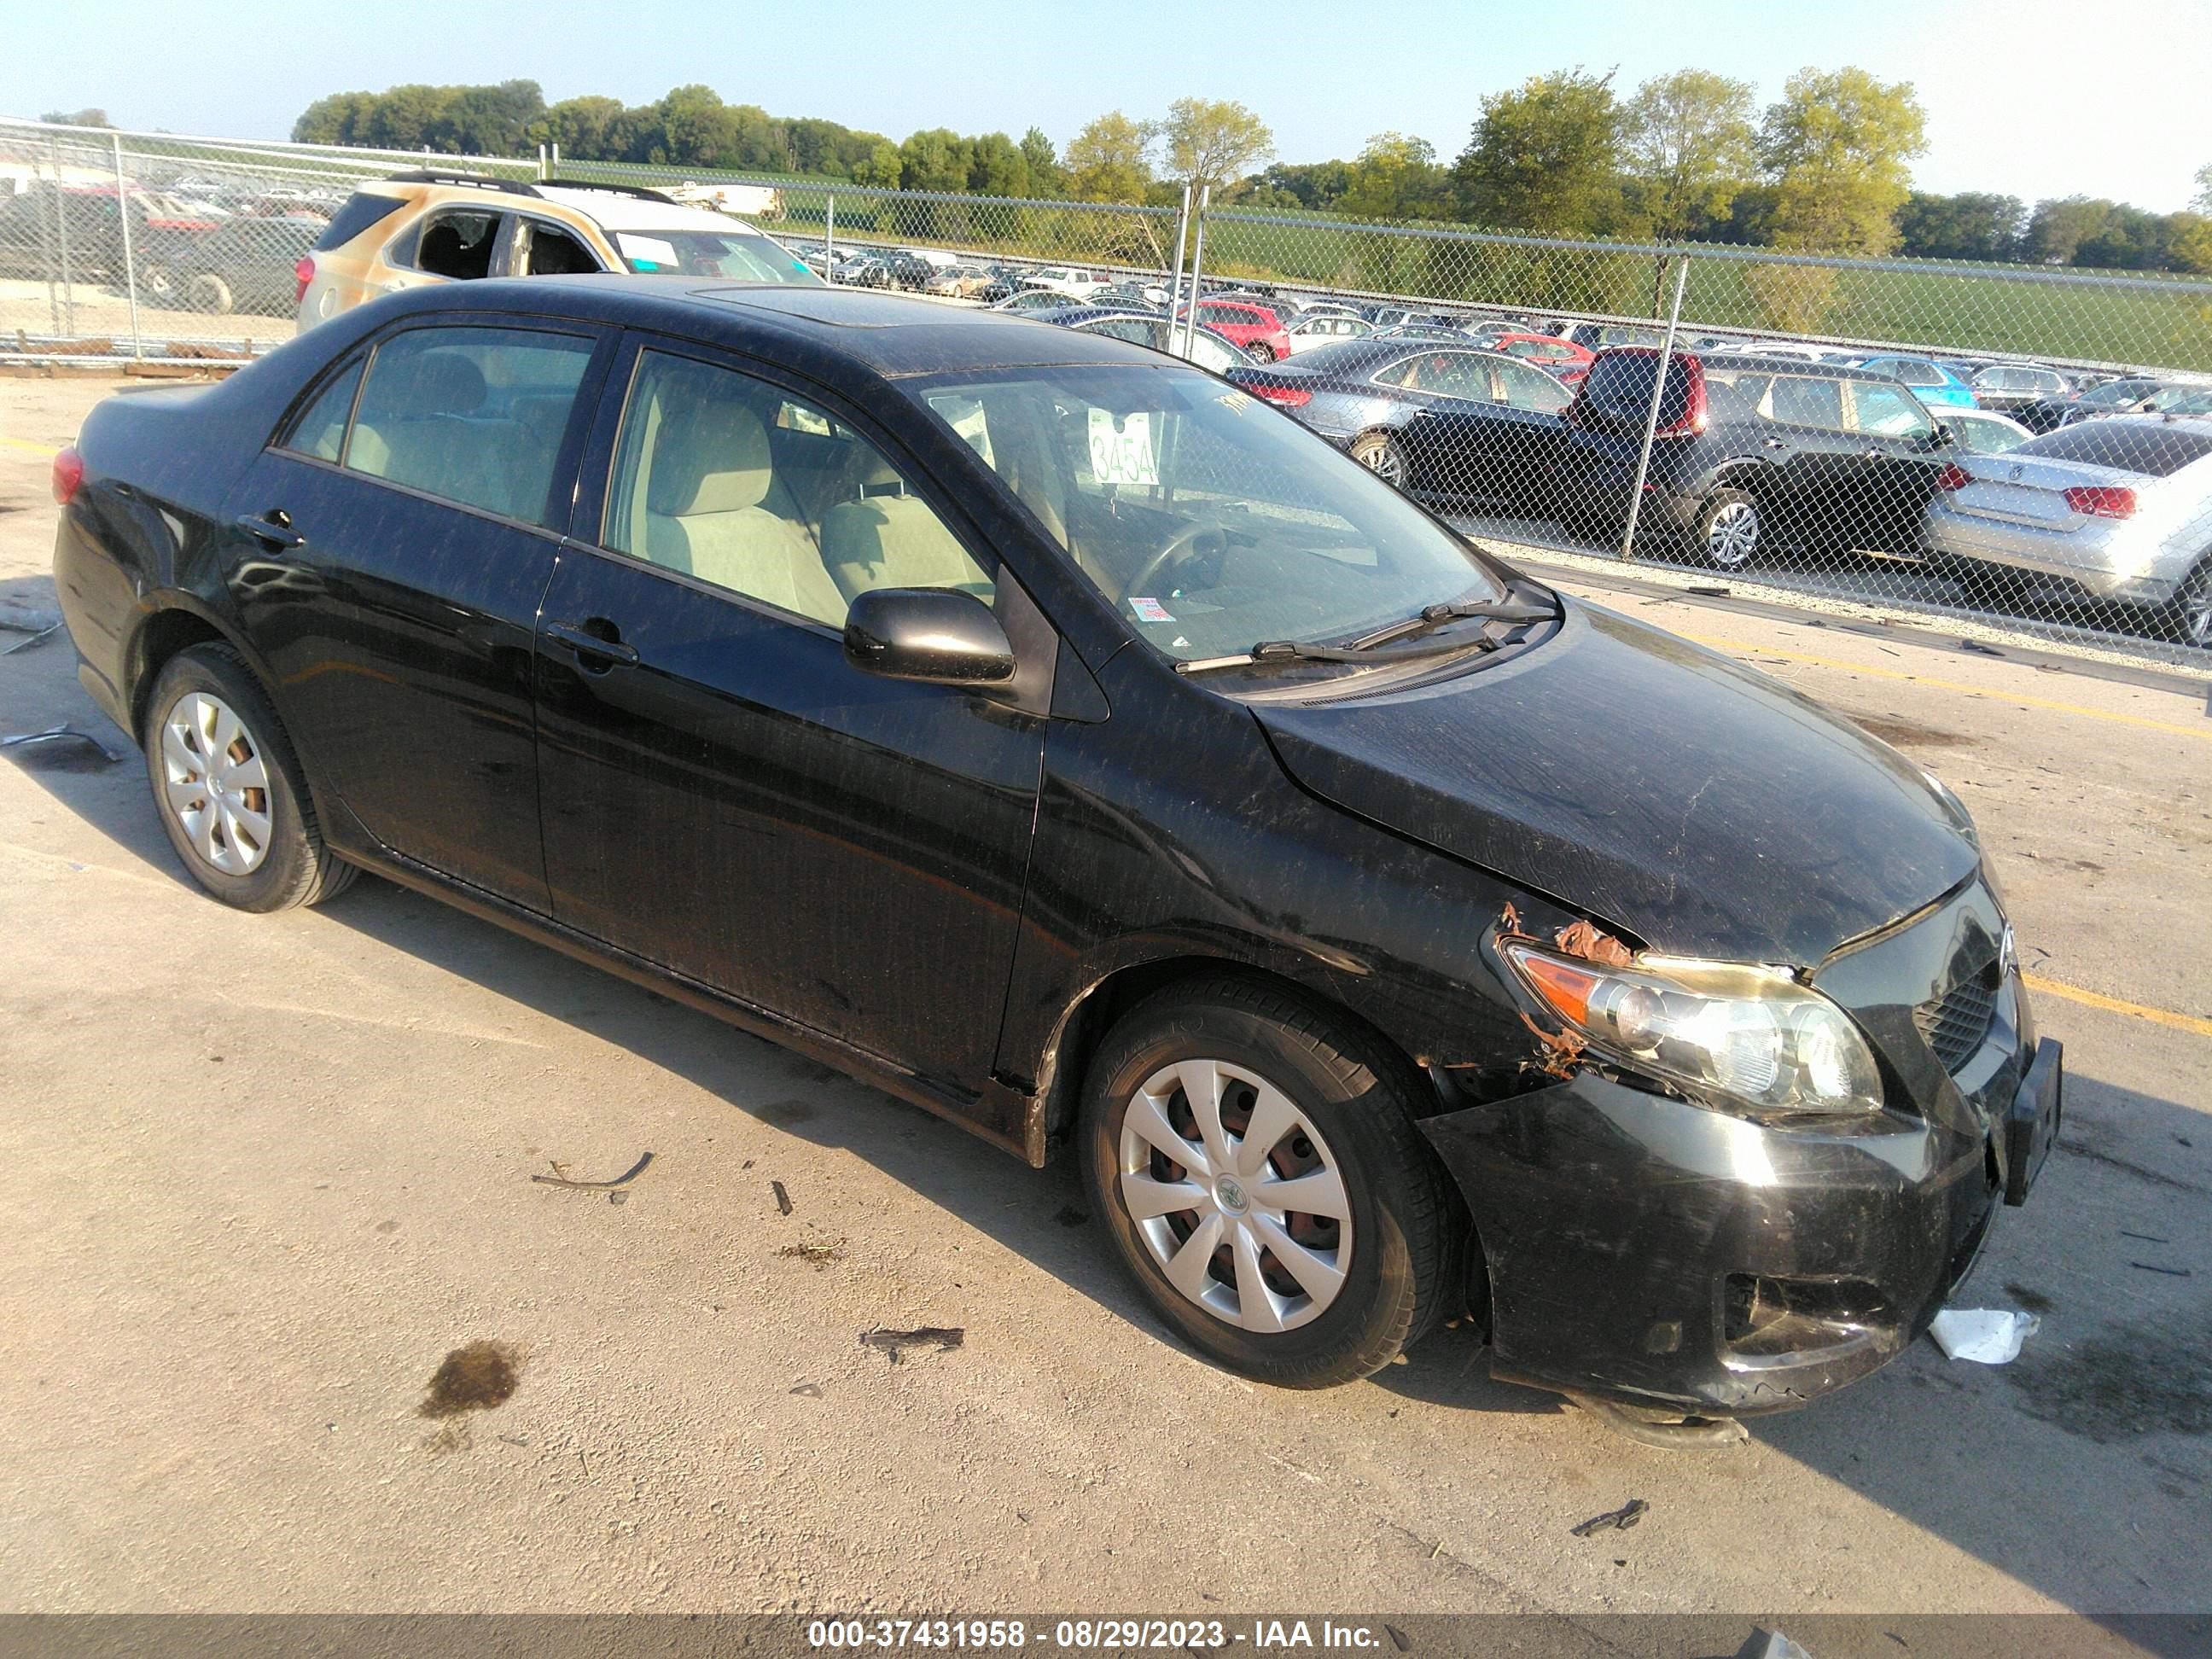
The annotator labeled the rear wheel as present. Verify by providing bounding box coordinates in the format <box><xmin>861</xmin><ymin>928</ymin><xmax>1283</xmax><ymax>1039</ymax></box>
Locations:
<box><xmin>185</xmin><ymin>273</ymin><xmax>234</xmax><ymax>315</ymax></box>
<box><xmin>1694</xmin><ymin>488</ymin><xmax>1761</xmax><ymax>570</ymax></box>
<box><xmin>1080</xmin><ymin>977</ymin><xmax>1456</xmax><ymax>1388</ymax></box>
<box><xmin>143</xmin><ymin>643</ymin><xmax>356</xmax><ymax>912</ymax></box>
<box><xmin>2174</xmin><ymin>560</ymin><xmax>2212</xmax><ymax>651</ymax></box>
<box><xmin>139</xmin><ymin>261</ymin><xmax>178</xmax><ymax>308</ymax></box>
<box><xmin>1348</xmin><ymin>429</ymin><xmax>1408</xmax><ymax>489</ymax></box>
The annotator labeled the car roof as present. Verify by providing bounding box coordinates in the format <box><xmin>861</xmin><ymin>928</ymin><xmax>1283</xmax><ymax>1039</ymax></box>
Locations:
<box><xmin>361</xmin><ymin>277</ymin><xmax>1177</xmax><ymax>381</ymax></box>
<box><xmin>532</xmin><ymin>186</ymin><xmax>763</xmax><ymax>235</ymax></box>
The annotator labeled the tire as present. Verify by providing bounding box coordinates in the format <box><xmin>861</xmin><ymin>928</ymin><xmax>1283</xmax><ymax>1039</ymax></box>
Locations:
<box><xmin>1693</xmin><ymin>487</ymin><xmax>1761</xmax><ymax>570</ymax></box>
<box><xmin>2174</xmin><ymin>560</ymin><xmax>2212</xmax><ymax>652</ymax></box>
<box><xmin>1244</xmin><ymin>339</ymin><xmax>1276</xmax><ymax>364</ymax></box>
<box><xmin>142</xmin><ymin>643</ymin><xmax>357</xmax><ymax>912</ymax></box>
<box><xmin>1080</xmin><ymin>975</ymin><xmax>1457</xmax><ymax>1389</ymax></box>
<box><xmin>1348</xmin><ymin>429</ymin><xmax>1409</xmax><ymax>489</ymax></box>
<box><xmin>185</xmin><ymin>272</ymin><xmax>234</xmax><ymax>315</ymax></box>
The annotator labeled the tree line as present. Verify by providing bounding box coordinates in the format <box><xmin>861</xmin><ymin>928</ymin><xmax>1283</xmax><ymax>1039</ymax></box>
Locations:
<box><xmin>282</xmin><ymin>75</ymin><xmax>2212</xmax><ymax>274</ymax></box>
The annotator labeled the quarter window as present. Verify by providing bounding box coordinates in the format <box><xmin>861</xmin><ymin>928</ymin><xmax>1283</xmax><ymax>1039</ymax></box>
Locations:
<box><xmin>284</xmin><ymin>358</ymin><xmax>365</xmax><ymax>463</ymax></box>
<box><xmin>604</xmin><ymin>350</ymin><xmax>989</xmax><ymax>628</ymax></box>
<box><xmin>344</xmin><ymin>326</ymin><xmax>594</xmax><ymax>526</ymax></box>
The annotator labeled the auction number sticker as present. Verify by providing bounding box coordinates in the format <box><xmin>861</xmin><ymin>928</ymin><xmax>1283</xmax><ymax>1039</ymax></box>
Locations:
<box><xmin>1088</xmin><ymin>408</ymin><xmax>1158</xmax><ymax>486</ymax></box>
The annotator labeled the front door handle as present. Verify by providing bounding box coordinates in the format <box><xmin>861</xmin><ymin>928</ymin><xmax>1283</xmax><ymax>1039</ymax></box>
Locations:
<box><xmin>1762</xmin><ymin>438</ymin><xmax>1790</xmax><ymax>451</ymax></box>
<box><xmin>236</xmin><ymin>510</ymin><xmax>305</xmax><ymax>550</ymax></box>
<box><xmin>544</xmin><ymin>618</ymin><xmax>639</xmax><ymax>669</ymax></box>
<box><xmin>1864</xmin><ymin>445</ymin><xmax>1885</xmax><ymax>459</ymax></box>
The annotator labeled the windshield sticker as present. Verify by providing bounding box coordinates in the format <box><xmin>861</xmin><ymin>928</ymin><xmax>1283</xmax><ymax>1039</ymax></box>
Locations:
<box><xmin>1128</xmin><ymin>597</ymin><xmax>1174</xmax><ymax>623</ymax></box>
<box><xmin>1216</xmin><ymin>390</ymin><xmax>1253</xmax><ymax>415</ymax></box>
<box><xmin>615</xmin><ymin>233</ymin><xmax>678</xmax><ymax>271</ymax></box>
<box><xmin>1088</xmin><ymin>408</ymin><xmax>1158</xmax><ymax>486</ymax></box>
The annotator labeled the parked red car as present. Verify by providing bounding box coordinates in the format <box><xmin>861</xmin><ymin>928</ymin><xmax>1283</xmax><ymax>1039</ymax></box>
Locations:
<box><xmin>1185</xmin><ymin>296</ymin><xmax>1294</xmax><ymax>364</ymax></box>
<box><xmin>1491</xmin><ymin>331</ymin><xmax>1595</xmax><ymax>387</ymax></box>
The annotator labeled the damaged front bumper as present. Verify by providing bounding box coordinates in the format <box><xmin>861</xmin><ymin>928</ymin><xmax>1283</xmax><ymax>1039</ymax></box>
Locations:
<box><xmin>1419</xmin><ymin>998</ymin><xmax>2053</xmax><ymax>1417</ymax></box>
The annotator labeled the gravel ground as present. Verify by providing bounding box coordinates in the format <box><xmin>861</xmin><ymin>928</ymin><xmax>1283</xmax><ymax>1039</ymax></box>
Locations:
<box><xmin>0</xmin><ymin>378</ymin><xmax>2208</xmax><ymax>1628</ymax></box>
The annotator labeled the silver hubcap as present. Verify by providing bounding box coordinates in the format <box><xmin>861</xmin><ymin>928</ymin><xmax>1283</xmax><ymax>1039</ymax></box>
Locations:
<box><xmin>1359</xmin><ymin>440</ymin><xmax>1405</xmax><ymax>486</ymax></box>
<box><xmin>1116</xmin><ymin>1058</ymin><xmax>1353</xmax><ymax>1333</ymax></box>
<box><xmin>159</xmin><ymin>691</ymin><xmax>272</xmax><ymax>876</ymax></box>
<box><xmin>2184</xmin><ymin>574</ymin><xmax>2212</xmax><ymax>649</ymax></box>
<box><xmin>1707</xmin><ymin>498</ymin><xmax>1759</xmax><ymax>568</ymax></box>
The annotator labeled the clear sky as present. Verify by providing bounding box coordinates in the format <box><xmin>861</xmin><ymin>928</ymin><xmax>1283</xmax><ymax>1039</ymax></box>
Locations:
<box><xmin>9</xmin><ymin>0</ymin><xmax>2210</xmax><ymax>211</ymax></box>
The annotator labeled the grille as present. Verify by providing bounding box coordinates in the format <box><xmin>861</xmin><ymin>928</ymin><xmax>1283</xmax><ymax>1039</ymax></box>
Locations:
<box><xmin>1913</xmin><ymin>963</ymin><xmax>2000</xmax><ymax>1072</ymax></box>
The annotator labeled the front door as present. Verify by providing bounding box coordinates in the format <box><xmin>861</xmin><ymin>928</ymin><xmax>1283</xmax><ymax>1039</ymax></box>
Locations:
<box><xmin>532</xmin><ymin>340</ymin><xmax>1046</xmax><ymax>1096</ymax></box>
<box><xmin>1842</xmin><ymin>378</ymin><xmax>1947</xmax><ymax>553</ymax></box>
<box><xmin>223</xmin><ymin>318</ymin><xmax>608</xmax><ymax>908</ymax></box>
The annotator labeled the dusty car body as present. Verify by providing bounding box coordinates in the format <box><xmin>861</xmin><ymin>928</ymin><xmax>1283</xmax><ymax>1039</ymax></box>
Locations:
<box><xmin>51</xmin><ymin>281</ymin><xmax>2059</xmax><ymax>1428</ymax></box>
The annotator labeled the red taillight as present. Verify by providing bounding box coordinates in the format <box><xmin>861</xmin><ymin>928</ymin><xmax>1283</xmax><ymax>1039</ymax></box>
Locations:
<box><xmin>2064</xmin><ymin>484</ymin><xmax>2137</xmax><ymax>519</ymax></box>
<box><xmin>1935</xmin><ymin>462</ymin><xmax>1972</xmax><ymax>492</ymax></box>
<box><xmin>294</xmin><ymin>254</ymin><xmax>316</xmax><ymax>306</ymax></box>
<box><xmin>1247</xmin><ymin>383</ymin><xmax>1312</xmax><ymax>407</ymax></box>
<box><xmin>1653</xmin><ymin>353</ymin><xmax>1709</xmax><ymax>437</ymax></box>
<box><xmin>50</xmin><ymin>445</ymin><xmax>84</xmax><ymax>506</ymax></box>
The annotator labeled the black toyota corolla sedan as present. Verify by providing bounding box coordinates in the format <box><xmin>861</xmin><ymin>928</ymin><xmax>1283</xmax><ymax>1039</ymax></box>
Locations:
<box><xmin>50</xmin><ymin>279</ymin><xmax>2059</xmax><ymax>1437</ymax></box>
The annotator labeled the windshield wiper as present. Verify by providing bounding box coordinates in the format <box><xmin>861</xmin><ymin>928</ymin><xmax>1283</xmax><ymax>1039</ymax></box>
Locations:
<box><xmin>1177</xmin><ymin>632</ymin><xmax>1499</xmax><ymax>675</ymax></box>
<box><xmin>1341</xmin><ymin>592</ymin><xmax>1555</xmax><ymax>652</ymax></box>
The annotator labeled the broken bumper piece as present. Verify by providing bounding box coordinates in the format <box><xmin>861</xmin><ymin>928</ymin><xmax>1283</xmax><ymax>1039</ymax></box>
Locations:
<box><xmin>1419</xmin><ymin>1060</ymin><xmax>2024</xmax><ymax>1417</ymax></box>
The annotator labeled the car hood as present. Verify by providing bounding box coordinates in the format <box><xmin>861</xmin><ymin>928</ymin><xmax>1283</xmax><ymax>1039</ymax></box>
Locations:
<box><xmin>1254</xmin><ymin>600</ymin><xmax>1979</xmax><ymax>967</ymax></box>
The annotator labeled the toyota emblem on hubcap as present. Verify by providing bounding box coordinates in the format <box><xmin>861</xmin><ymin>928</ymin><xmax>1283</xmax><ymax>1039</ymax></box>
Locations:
<box><xmin>1214</xmin><ymin>1176</ymin><xmax>1249</xmax><ymax>1214</ymax></box>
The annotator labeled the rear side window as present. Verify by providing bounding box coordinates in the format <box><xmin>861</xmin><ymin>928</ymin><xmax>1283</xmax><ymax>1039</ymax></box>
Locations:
<box><xmin>344</xmin><ymin>326</ymin><xmax>596</xmax><ymax>526</ymax></box>
<box><xmin>1767</xmin><ymin>375</ymin><xmax>1847</xmax><ymax>432</ymax></box>
<box><xmin>2017</xmin><ymin>424</ymin><xmax>2212</xmax><ymax>477</ymax></box>
<box><xmin>414</xmin><ymin>210</ymin><xmax>501</xmax><ymax>280</ymax></box>
<box><xmin>311</xmin><ymin>190</ymin><xmax>407</xmax><ymax>253</ymax></box>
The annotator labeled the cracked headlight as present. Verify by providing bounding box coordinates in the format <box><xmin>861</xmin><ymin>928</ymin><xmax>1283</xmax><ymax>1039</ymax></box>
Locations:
<box><xmin>1504</xmin><ymin>943</ymin><xmax>1885</xmax><ymax>1120</ymax></box>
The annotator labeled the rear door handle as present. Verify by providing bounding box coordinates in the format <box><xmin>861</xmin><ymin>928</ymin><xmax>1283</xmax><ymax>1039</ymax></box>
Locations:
<box><xmin>544</xmin><ymin>618</ymin><xmax>639</xmax><ymax>668</ymax></box>
<box><xmin>235</xmin><ymin>510</ymin><xmax>305</xmax><ymax>550</ymax></box>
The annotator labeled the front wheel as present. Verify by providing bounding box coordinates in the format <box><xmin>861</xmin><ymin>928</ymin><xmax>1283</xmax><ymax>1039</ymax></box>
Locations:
<box><xmin>1694</xmin><ymin>488</ymin><xmax>1761</xmax><ymax>570</ymax></box>
<box><xmin>1080</xmin><ymin>977</ymin><xmax>1457</xmax><ymax>1388</ymax></box>
<box><xmin>185</xmin><ymin>272</ymin><xmax>234</xmax><ymax>315</ymax></box>
<box><xmin>143</xmin><ymin>643</ymin><xmax>357</xmax><ymax>911</ymax></box>
<box><xmin>1244</xmin><ymin>339</ymin><xmax>1277</xmax><ymax>364</ymax></box>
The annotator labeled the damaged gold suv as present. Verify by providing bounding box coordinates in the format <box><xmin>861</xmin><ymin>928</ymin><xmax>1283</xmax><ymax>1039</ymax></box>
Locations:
<box><xmin>294</xmin><ymin>170</ymin><xmax>818</xmax><ymax>332</ymax></box>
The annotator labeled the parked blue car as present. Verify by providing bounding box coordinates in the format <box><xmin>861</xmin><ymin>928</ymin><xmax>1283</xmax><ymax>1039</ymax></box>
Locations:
<box><xmin>1853</xmin><ymin>354</ymin><xmax>1978</xmax><ymax>410</ymax></box>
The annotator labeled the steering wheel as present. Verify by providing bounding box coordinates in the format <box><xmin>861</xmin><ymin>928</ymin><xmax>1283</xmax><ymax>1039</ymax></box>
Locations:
<box><xmin>1121</xmin><ymin>516</ymin><xmax>1223</xmax><ymax>602</ymax></box>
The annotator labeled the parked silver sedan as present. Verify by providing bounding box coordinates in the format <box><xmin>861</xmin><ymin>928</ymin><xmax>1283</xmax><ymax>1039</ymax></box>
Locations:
<box><xmin>1924</xmin><ymin>415</ymin><xmax>2212</xmax><ymax>645</ymax></box>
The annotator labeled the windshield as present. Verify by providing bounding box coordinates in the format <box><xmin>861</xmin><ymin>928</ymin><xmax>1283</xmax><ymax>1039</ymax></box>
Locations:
<box><xmin>909</xmin><ymin>363</ymin><xmax>1510</xmax><ymax>663</ymax></box>
<box><xmin>612</xmin><ymin>229</ymin><xmax>819</xmax><ymax>283</ymax></box>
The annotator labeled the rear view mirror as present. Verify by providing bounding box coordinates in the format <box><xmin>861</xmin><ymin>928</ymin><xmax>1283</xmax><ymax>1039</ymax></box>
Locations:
<box><xmin>843</xmin><ymin>588</ymin><xmax>1016</xmax><ymax>685</ymax></box>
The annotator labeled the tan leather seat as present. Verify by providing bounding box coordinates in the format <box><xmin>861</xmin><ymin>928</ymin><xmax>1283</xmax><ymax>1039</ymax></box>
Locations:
<box><xmin>642</xmin><ymin>399</ymin><xmax>847</xmax><ymax>626</ymax></box>
<box><xmin>822</xmin><ymin>456</ymin><xmax>991</xmax><ymax>602</ymax></box>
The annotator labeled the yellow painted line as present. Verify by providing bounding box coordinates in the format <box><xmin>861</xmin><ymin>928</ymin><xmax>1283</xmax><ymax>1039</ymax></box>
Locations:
<box><xmin>2025</xmin><ymin>973</ymin><xmax>2212</xmax><ymax>1040</ymax></box>
<box><xmin>1680</xmin><ymin>633</ymin><xmax>2212</xmax><ymax>745</ymax></box>
<box><xmin>0</xmin><ymin>434</ymin><xmax>60</xmax><ymax>457</ymax></box>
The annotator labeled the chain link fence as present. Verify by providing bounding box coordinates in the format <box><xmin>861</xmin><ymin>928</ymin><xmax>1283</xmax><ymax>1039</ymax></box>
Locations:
<box><xmin>4</xmin><ymin>116</ymin><xmax>2209</xmax><ymax>661</ymax></box>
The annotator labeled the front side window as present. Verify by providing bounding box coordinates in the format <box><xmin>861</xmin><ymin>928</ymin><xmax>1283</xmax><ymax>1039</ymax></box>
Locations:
<box><xmin>521</xmin><ymin>220</ymin><xmax>600</xmax><ymax>276</ymax></box>
<box><xmin>604</xmin><ymin>350</ymin><xmax>988</xmax><ymax>628</ymax></box>
<box><xmin>344</xmin><ymin>326</ymin><xmax>594</xmax><ymax>526</ymax></box>
<box><xmin>1494</xmin><ymin>358</ymin><xmax>1573</xmax><ymax>413</ymax></box>
<box><xmin>1850</xmin><ymin>381</ymin><xmax>1934</xmax><ymax>439</ymax></box>
<box><xmin>413</xmin><ymin>210</ymin><xmax>501</xmax><ymax>280</ymax></box>
<box><xmin>913</xmin><ymin>363</ymin><xmax>1509</xmax><ymax>663</ymax></box>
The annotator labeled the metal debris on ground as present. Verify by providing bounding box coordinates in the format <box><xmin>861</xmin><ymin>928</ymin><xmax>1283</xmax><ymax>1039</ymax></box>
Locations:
<box><xmin>1733</xmin><ymin>1630</ymin><xmax>1813</xmax><ymax>1659</ymax></box>
<box><xmin>2128</xmin><ymin>1261</ymin><xmax>2192</xmax><ymax>1278</ymax></box>
<box><xmin>772</xmin><ymin>1179</ymin><xmax>794</xmax><ymax>1216</ymax></box>
<box><xmin>0</xmin><ymin>724</ymin><xmax>121</xmax><ymax>762</ymax></box>
<box><xmin>0</xmin><ymin>620</ymin><xmax>62</xmax><ymax>655</ymax></box>
<box><xmin>789</xmin><ymin>1382</ymin><xmax>824</xmax><ymax>1399</ymax></box>
<box><xmin>530</xmin><ymin>1150</ymin><xmax>653</xmax><ymax>1191</ymax></box>
<box><xmin>1570</xmin><ymin>1498</ymin><xmax>1650</xmax><ymax>1537</ymax></box>
<box><xmin>859</xmin><ymin>1325</ymin><xmax>965</xmax><ymax>1365</ymax></box>
<box><xmin>776</xmin><ymin>1238</ymin><xmax>846</xmax><ymax>1267</ymax></box>
<box><xmin>1929</xmin><ymin>1307</ymin><xmax>2041</xmax><ymax>1363</ymax></box>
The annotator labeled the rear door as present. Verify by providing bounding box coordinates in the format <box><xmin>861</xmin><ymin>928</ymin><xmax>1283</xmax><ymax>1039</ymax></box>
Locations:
<box><xmin>1755</xmin><ymin>372</ymin><xmax>1858</xmax><ymax>531</ymax></box>
<box><xmin>222</xmin><ymin>318</ymin><xmax>610</xmax><ymax>908</ymax></box>
<box><xmin>530</xmin><ymin>336</ymin><xmax>1047</xmax><ymax>1096</ymax></box>
<box><xmin>1842</xmin><ymin>378</ymin><xmax>1946</xmax><ymax>550</ymax></box>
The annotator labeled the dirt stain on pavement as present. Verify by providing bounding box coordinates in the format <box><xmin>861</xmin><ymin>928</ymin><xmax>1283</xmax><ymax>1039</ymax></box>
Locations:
<box><xmin>2006</xmin><ymin>1302</ymin><xmax>2212</xmax><ymax>1442</ymax></box>
<box><xmin>418</xmin><ymin>1340</ymin><xmax>521</xmax><ymax>1418</ymax></box>
<box><xmin>1851</xmin><ymin>713</ymin><xmax>1977</xmax><ymax>749</ymax></box>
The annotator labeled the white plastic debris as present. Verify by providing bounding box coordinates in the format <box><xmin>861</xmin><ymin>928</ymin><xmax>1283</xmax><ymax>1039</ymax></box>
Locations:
<box><xmin>1930</xmin><ymin>1308</ymin><xmax>2041</xmax><ymax>1364</ymax></box>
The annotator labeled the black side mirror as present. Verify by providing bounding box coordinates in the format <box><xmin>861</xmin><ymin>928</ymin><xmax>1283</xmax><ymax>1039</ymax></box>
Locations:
<box><xmin>843</xmin><ymin>588</ymin><xmax>1016</xmax><ymax>686</ymax></box>
<box><xmin>1922</xmin><ymin>424</ymin><xmax>1953</xmax><ymax>451</ymax></box>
